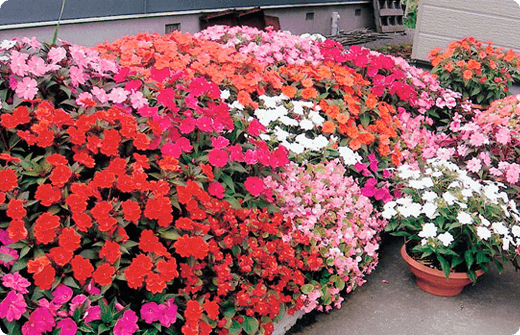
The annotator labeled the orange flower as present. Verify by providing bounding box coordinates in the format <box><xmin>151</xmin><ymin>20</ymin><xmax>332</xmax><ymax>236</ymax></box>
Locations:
<box><xmin>456</xmin><ymin>60</ymin><xmax>466</xmax><ymax>67</ymax></box>
<box><xmin>430</xmin><ymin>55</ymin><xmax>442</xmax><ymax>67</ymax></box>
<box><xmin>462</xmin><ymin>70</ymin><xmax>473</xmax><ymax>81</ymax></box>
<box><xmin>300</xmin><ymin>78</ymin><xmax>313</xmax><ymax>88</ymax></box>
<box><xmin>444</xmin><ymin>62</ymin><xmax>454</xmax><ymax>73</ymax></box>
<box><xmin>335</xmin><ymin>113</ymin><xmax>349</xmax><ymax>125</ymax></box>
<box><xmin>504</xmin><ymin>49</ymin><xmax>517</xmax><ymax>62</ymax></box>
<box><xmin>349</xmin><ymin>138</ymin><xmax>361</xmax><ymax>150</ymax></box>
<box><xmin>443</xmin><ymin>47</ymin><xmax>455</xmax><ymax>58</ymax></box>
<box><xmin>301</xmin><ymin>87</ymin><xmax>318</xmax><ymax>100</ymax></box>
<box><xmin>281</xmin><ymin>86</ymin><xmax>296</xmax><ymax>99</ymax></box>
<box><xmin>365</xmin><ymin>94</ymin><xmax>377</xmax><ymax>109</ymax></box>
<box><xmin>467</xmin><ymin>59</ymin><xmax>481</xmax><ymax>70</ymax></box>
<box><xmin>321</xmin><ymin>121</ymin><xmax>335</xmax><ymax>133</ymax></box>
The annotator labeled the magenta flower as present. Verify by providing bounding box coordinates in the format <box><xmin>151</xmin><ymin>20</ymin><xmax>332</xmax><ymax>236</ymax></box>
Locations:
<box><xmin>208</xmin><ymin>182</ymin><xmax>225</xmax><ymax>199</ymax></box>
<box><xmin>0</xmin><ymin>290</ymin><xmax>26</xmax><ymax>322</ymax></box>
<box><xmin>208</xmin><ymin>148</ymin><xmax>228</xmax><ymax>167</ymax></box>
<box><xmin>57</xmin><ymin>318</ymin><xmax>77</xmax><ymax>335</ymax></box>
<box><xmin>140</xmin><ymin>302</ymin><xmax>160</xmax><ymax>324</ymax></box>
<box><xmin>52</xmin><ymin>284</ymin><xmax>73</xmax><ymax>305</ymax></box>
<box><xmin>158</xmin><ymin>299</ymin><xmax>178</xmax><ymax>327</ymax></box>
<box><xmin>244</xmin><ymin>176</ymin><xmax>264</xmax><ymax>197</ymax></box>
<box><xmin>211</xmin><ymin>136</ymin><xmax>230</xmax><ymax>149</ymax></box>
<box><xmin>114</xmin><ymin>310</ymin><xmax>138</xmax><ymax>335</ymax></box>
<box><xmin>84</xmin><ymin>305</ymin><xmax>101</xmax><ymax>322</ymax></box>
<box><xmin>2</xmin><ymin>272</ymin><xmax>30</xmax><ymax>294</ymax></box>
<box><xmin>15</xmin><ymin>77</ymin><xmax>38</xmax><ymax>100</ymax></box>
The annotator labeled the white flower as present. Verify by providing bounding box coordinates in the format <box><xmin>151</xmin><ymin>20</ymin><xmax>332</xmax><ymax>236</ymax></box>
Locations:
<box><xmin>437</xmin><ymin>232</ymin><xmax>454</xmax><ymax>246</ymax></box>
<box><xmin>477</xmin><ymin>226</ymin><xmax>491</xmax><ymax>240</ymax></box>
<box><xmin>422</xmin><ymin>191</ymin><xmax>437</xmax><ymax>202</ymax></box>
<box><xmin>479</xmin><ymin>214</ymin><xmax>491</xmax><ymax>227</ymax></box>
<box><xmin>287</xmin><ymin>142</ymin><xmax>304</xmax><ymax>154</ymax></box>
<box><xmin>512</xmin><ymin>225</ymin><xmax>520</xmax><ymax>237</ymax></box>
<box><xmin>220</xmin><ymin>90</ymin><xmax>230</xmax><ymax>100</ymax></box>
<box><xmin>299</xmin><ymin>119</ymin><xmax>314</xmax><ymax>131</ymax></box>
<box><xmin>418</xmin><ymin>223</ymin><xmax>438</xmax><ymax>238</ymax></box>
<box><xmin>492</xmin><ymin>222</ymin><xmax>509</xmax><ymax>236</ymax></box>
<box><xmin>274</xmin><ymin>127</ymin><xmax>289</xmax><ymax>142</ymax></box>
<box><xmin>280</xmin><ymin>115</ymin><xmax>298</xmax><ymax>127</ymax></box>
<box><xmin>382</xmin><ymin>201</ymin><xmax>397</xmax><ymax>219</ymax></box>
<box><xmin>397</xmin><ymin>165</ymin><xmax>421</xmax><ymax>179</ymax></box>
<box><xmin>443</xmin><ymin>192</ymin><xmax>457</xmax><ymax>205</ymax></box>
<box><xmin>0</xmin><ymin>39</ymin><xmax>16</xmax><ymax>50</ymax></box>
<box><xmin>422</xmin><ymin>202</ymin><xmax>438</xmax><ymax>219</ymax></box>
<box><xmin>308</xmin><ymin>111</ymin><xmax>325</xmax><ymax>125</ymax></box>
<box><xmin>398</xmin><ymin>202</ymin><xmax>422</xmax><ymax>218</ymax></box>
<box><xmin>338</xmin><ymin>146</ymin><xmax>361</xmax><ymax>165</ymax></box>
<box><xmin>503</xmin><ymin>235</ymin><xmax>513</xmax><ymax>251</ymax></box>
<box><xmin>457</xmin><ymin>212</ymin><xmax>473</xmax><ymax>225</ymax></box>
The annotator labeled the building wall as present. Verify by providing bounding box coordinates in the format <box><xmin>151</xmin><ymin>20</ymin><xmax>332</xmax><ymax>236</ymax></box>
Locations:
<box><xmin>0</xmin><ymin>2</ymin><xmax>374</xmax><ymax>47</ymax></box>
<box><xmin>412</xmin><ymin>0</ymin><xmax>520</xmax><ymax>60</ymax></box>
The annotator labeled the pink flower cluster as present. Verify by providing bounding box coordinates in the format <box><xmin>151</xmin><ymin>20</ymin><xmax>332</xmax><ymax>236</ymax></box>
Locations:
<box><xmin>195</xmin><ymin>25</ymin><xmax>325</xmax><ymax>65</ymax></box>
<box><xmin>265</xmin><ymin>159</ymin><xmax>386</xmax><ymax>312</ymax></box>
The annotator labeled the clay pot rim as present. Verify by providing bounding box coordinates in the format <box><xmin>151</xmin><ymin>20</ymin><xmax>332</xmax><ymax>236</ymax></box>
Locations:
<box><xmin>400</xmin><ymin>243</ymin><xmax>485</xmax><ymax>280</ymax></box>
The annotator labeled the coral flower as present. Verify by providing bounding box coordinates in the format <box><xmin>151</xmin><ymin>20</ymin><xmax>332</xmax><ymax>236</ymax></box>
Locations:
<box><xmin>0</xmin><ymin>169</ymin><xmax>17</xmax><ymax>192</ymax></box>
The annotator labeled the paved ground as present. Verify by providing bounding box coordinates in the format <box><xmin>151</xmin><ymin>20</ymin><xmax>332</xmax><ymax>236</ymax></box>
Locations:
<box><xmin>287</xmin><ymin>235</ymin><xmax>520</xmax><ymax>335</ymax></box>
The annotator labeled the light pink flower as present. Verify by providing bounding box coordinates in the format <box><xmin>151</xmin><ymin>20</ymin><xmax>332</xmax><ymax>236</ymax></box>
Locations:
<box><xmin>466</xmin><ymin>157</ymin><xmax>482</xmax><ymax>173</ymax></box>
<box><xmin>10</xmin><ymin>50</ymin><xmax>29</xmax><ymax>76</ymax></box>
<box><xmin>495</xmin><ymin>127</ymin><xmax>511</xmax><ymax>144</ymax></box>
<box><xmin>27</xmin><ymin>56</ymin><xmax>48</xmax><ymax>77</ymax></box>
<box><xmin>2</xmin><ymin>272</ymin><xmax>30</xmax><ymax>294</ymax></box>
<box><xmin>15</xmin><ymin>77</ymin><xmax>38</xmax><ymax>100</ymax></box>
<box><xmin>108</xmin><ymin>87</ymin><xmax>130</xmax><ymax>104</ymax></box>
<box><xmin>48</xmin><ymin>47</ymin><xmax>67</xmax><ymax>64</ymax></box>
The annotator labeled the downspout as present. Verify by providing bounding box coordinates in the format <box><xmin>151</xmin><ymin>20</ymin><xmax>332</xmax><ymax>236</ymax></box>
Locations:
<box><xmin>143</xmin><ymin>0</ymin><xmax>148</xmax><ymax>14</ymax></box>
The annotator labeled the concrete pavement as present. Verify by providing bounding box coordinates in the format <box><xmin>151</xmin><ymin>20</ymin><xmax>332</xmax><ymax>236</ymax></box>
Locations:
<box><xmin>287</xmin><ymin>235</ymin><xmax>520</xmax><ymax>335</ymax></box>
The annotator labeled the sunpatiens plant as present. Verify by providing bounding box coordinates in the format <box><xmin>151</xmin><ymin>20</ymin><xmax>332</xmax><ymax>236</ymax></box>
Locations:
<box><xmin>383</xmin><ymin>158</ymin><xmax>520</xmax><ymax>282</ymax></box>
<box><xmin>428</xmin><ymin>37</ymin><xmax>520</xmax><ymax>107</ymax></box>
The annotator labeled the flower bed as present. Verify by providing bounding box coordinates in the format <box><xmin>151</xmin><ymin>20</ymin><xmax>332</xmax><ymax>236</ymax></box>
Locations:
<box><xmin>1</xmin><ymin>26</ymin><xmax>519</xmax><ymax>335</ymax></box>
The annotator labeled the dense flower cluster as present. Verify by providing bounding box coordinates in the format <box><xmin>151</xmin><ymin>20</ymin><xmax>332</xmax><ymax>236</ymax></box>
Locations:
<box><xmin>429</xmin><ymin>37</ymin><xmax>520</xmax><ymax>106</ymax></box>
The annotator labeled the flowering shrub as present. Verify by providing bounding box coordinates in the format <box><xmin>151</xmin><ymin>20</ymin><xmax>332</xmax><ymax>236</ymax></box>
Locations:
<box><xmin>428</xmin><ymin>37</ymin><xmax>520</xmax><ymax>107</ymax></box>
<box><xmin>265</xmin><ymin>160</ymin><xmax>386</xmax><ymax>312</ymax></box>
<box><xmin>383</xmin><ymin>159</ymin><xmax>520</xmax><ymax>281</ymax></box>
<box><xmin>195</xmin><ymin>25</ymin><xmax>325</xmax><ymax>66</ymax></box>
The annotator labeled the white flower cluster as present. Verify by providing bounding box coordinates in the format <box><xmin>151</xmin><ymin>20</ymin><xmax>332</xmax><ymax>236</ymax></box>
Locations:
<box><xmin>383</xmin><ymin>158</ymin><xmax>520</xmax><ymax>250</ymax></box>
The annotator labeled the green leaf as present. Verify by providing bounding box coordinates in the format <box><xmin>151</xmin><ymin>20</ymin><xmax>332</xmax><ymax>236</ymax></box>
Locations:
<box><xmin>220</xmin><ymin>174</ymin><xmax>236</xmax><ymax>194</ymax></box>
<box><xmin>241</xmin><ymin>316</ymin><xmax>259</xmax><ymax>335</ymax></box>
<box><xmin>436</xmin><ymin>254</ymin><xmax>450</xmax><ymax>279</ymax></box>
<box><xmin>4</xmin><ymin>319</ymin><xmax>23</xmax><ymax>335</ymax></box>
<box><xmin>63</xmin><ymin>276</ymin><xmax>80</xmax><ymax>289</ymax></box>
<box><xmin>159</xmin><ymin>230</ymin><xmax>180</xmax><ymax>240</ymax></box>
<box><xmin>228</xmin><ymin>320</ymin><xmax>242</xmax><ymax>335</ymax></box>
<box><xmin>464</xmin><ymin>250</ymin><xmax>474</xmax><ymax>269</ymax></box>
<box><xmin>301</xmin><ymin>284</ymin><xmax>314</xmax><ymax>295</ymax></box>
<box><xmin>99</xmin><ymin>299</ymin><xmax>112</xmax><ymax>323</ymax></box>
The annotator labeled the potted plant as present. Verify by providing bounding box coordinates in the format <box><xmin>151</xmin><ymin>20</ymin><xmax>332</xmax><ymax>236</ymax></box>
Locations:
<box><xmin>383</xmin><ymin>158</ymin><xmax>520</xmax><ymax>296</ymax></box>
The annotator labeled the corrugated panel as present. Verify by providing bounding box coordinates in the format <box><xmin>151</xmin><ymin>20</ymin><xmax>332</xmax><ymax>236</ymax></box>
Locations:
<box><xmin>0</xmin><ymin>0</ymin><xmax>362</xmax><ymax>26</ymax></box>
<box><xmin>0</xmin><ymin>0</ymin><xmax>144</xmax><ymax>25</ymax></box>
<box><xmin>412</xmin><ymin>0</ymin><xmax>520</xmax><ymax>60</ymax></box>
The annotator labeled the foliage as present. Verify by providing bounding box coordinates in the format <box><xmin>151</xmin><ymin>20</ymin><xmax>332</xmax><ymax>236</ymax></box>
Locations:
<box><xmin>428</xmin><ymin>37</ymin><xmax>520</xmax><ymax>107</ymax></box>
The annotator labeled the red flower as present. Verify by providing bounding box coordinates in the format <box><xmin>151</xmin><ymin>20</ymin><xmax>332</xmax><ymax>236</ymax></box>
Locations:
<box><xmin>100</xmin><ymin>129</ymin><xmax>121</xmax><ymax>156</ymax></box>
<box><xmin>139</xmin><ymin>229</ymin><xmax>168</xmax><ymax>257</ymax></box>
<box><xmin>92</xmin><ymin>263</ymin><xmax>115</xmax><ymax>286</ymax></box>
<box><xmin>244</xmin><ymin>176</ymin><xmax>265</xmax><ymax>197</ymax></box>
<box><xmin>174</xmin><ymin>235</ymin><xmax>208</xmax><ymax>259</ymax></box>
<box><xmin>46</xmin><ymin>153</ymin><xmax>68</xmax><ymax>166</ymax></box>
<box><xmin>204</xmin><ymin>300</ymin><xmax>220</xmax><ymax>321</ymax></box>
<box><xmin>175</xmin><ymin>217</ymin><xmax>194</xmax><ymax>230</ymax></box>
<box><xmin>35</xmin><ymin>184</ymin><xmax>62</xmax><ymax>206</ymax></box>
<box><xmin>48</xmin><ymin>246</ymin><xmax>73</xmax><ymax>266</ymax></box>
<box><xmin>35</xmin><ymin>128</ymin><xmax>55</xmax><ymax>148</ymax></box>
<box><xmin>144</xmin><ymin>196</ymin><xmax>172</xmax><ymax>227</ymax></box>
<box><xmin>0</xmin><ymin>169</ymin><xmax>18</xmax><ymax>192</ymax></box>
<box><xmin>33</xmin><ymin>264</ymin><xmax>55</xmax><ymax>290</ymax></box>
<box><xmin>107</xmin><ymin>157</ymin><xmax>127</xmax><ymax>176</ymax></box>
<box><xmin>34</xmin><ymin>213</ymin><xmax>60</xmax><ymax>244</ymax></box>
<box><xmin>125</xmin><ymin>254</ymin><xmax>153</xmax><ymax>289</ymax></box>
<box><xmin>99</xmin><ymin>240</ymin><xmax>122</xmax><ymax>264</ymax></box>
<box><xmin>92</xmin><ymin>170</ymin><xmax>115</xmax><ymax>189</ymax></box>
<box><xmin>158</xmin><ymin>156</ymin><xmax>180</xmax><ymax>172</ymax></box>
<box><xmin>116</xmin><ymin>174</ymin><xmax>136</xmax><ymax>193</ymax></box>
<box><xmin>7</xmin><ymin>219</ymin><xmax>27</xmax><ymax>242</ymax></box>
<box><xmin>184</xmin><ymin>300</ymin><xmax>202</xmax><ymax>322</ymax></box>
<box><xmin>145</xmin><ymin>272</ymin><xmax>166</xmax><ymax>294</ymax></box>
<box><xmin>70</xmin><ymin>255</ymin><xmax>94</xmax><ymax>283</ymax></box>
<box><xmin>0</xmin><ymin>153</ymin><xmax>21</xmax><ymax>163</ymax></box>
<box><xmin>67</xmin><ymin>126</ymin><xmax>86</xmax><ymax>145</ymax></box>
<box><xmin>208</xmin><ymin>149</ymin><xmax>228</xmax><ymax>167</ymax></box>
<box><xmin>50</xmin><ymin>165</ymin><xmax>72</xmax><ymax>187</ymax></box>
<box><xmin>156</xmin><ymin>258</ymin><xmax>178</xmax><ymax>282</ymax></box>
<box><xmin>66</xmin><ymin>194</ymin><xmax>88</xmax><ymax>214</ymax></box>
<box><xmin>6</xmin><ymin>199</ymin><xmax>25</xmax><ymax>220</ymax></box>
<box><xmin>59</xmin><ymin>227</ymin><xmax>81</xmax><ymax>251</ymax></box>
<box><xmin>0</xmin><ymin>105</ymin><xmax>31</xmax><ymax>128</ymax></box>
<box><xmin>73</xmin><ymin>150</ymin><xmax>95</xmax><ymax>168</ymax></box>
<box><xmin>121</xmin><ymin>200</ymin><xmax>141</xmax><ymax>223</ymax></box>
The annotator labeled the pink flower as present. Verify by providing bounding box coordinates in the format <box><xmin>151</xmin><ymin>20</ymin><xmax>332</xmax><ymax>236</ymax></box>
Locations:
<box><xmin>56</xmin><ymin>318</ymin><xmax>77</xmax><ymax>335</ymax></box>
<box><xmin>130</xmin><ymin>91</ymin><xmax>148</xmax><ymax>109</ymax></box>
<box><xmin>506</xmin><ymin>163</ymin><xmax>520</xmax><ymax>184</ymax></box>
<box><xmin>179</xmin><ymin>117</ymin><xmax>196</xmax><ymax>134</ymax></box>
<box><xmin>108</xmin><ymin>87</ymin><xmax>130</xmax><ymax>104</ymax></box>
<box><xmin>114</xmin><ymin>310</ymin><xmax>138</xmax><ymax>335</ymax></box>
<box><xmin>27</xmin><ymin>56</ymin><xmax>48</xmax><ymax>77</ymax></box>
<box><xmin>466</xmin><ymin>157</ymin><xmax>482</xmax><ymax>173</ymax></box>
<box><xmin>208</xmin><ymin>182</ymin><xmax>225</xmax><ymax>199</ymax></box>
<box><xmin>247</xmin><ymin>119</ymin><xmax>266</xmax><ymax>136</ymax></box>
<box><xmin>70</xmin><ymin>66</ymin><xmax>87</xmax><ymax>87</ymax></box>
<box><xmin>69</xmin><ymin>294</ymin><xmax>88</xmax><ymax>313</ymax></box>
<box><xmin>140</xmin><ymin>302</ymin><xmax>160</xmax><ymax>324</ymax></box>
<box><xmin>495</xmin><ymin>127</ymin><xmax>511</xmax><ymax>144</ymax></box>
<box><xmin>0</xmin><ymin>291</ymin><xmax>26</xmax><ymax>322</ymax></box>
<box><xmin>244</xmin><ymin>176</ymin><xmax>264</xmax><ymax>197</ymax></box>
<box><xmin>91</xmin><ymin>86</ymin><xmax>109</xmax><ymax>104</ymax></box>
<box><xmin>15</xmin><ymin>77</ymin><xmax>38</xmax><ymax>100</ymax></box>
<box><xmin>48</xmin><ymin>47</ymin><xmax>66</xmax><ymax>63</ymax></box>
<box><xmin>469</xmin><ymin>131</ymin><xmax>487</xmax><ymax>147</ymax></box>
<box><xmin>158</xmin><ymin>299</ymin><xmax>177</xmax><ymax>327</ymax></box>
<box><xmin>227</xmin><ymin>144</ymin><xmax>244</xmax><ymax>162</ymax></box>
<box><xmin>2</xmin><ymin>272</ymin><xmax>30</xmax><ymax>294</ymax></box>
<box><xmin>52</xmin><ymin>285</ymin><xmax>73</xmax><ymax>305</ymax></box>
<box><xmin>84</xmin><ymin>305</ymin><xmax>101</xmax><ymax>322</ymax></box>
<box><xmin>208</xmin><ymin>149</ymin><xmax>228</xmax><ymax>167</ymax></box>
<box><xmin>211</xmin><ymin>136</ymin><xmax>230</xmax><ymax>149</ymax></box>
<box><xmin>10</xmin><ymin>50</ymin><xmax>29</xmax><ymax>76</ymax></box>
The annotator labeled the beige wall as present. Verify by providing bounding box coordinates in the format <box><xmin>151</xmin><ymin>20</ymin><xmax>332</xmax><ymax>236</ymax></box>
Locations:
<box><xmin>0</xmin><ymin>2</ymin><xmax>374</xmax><ymax>47</ymax></box>
<box><xmin>412</xmin><ymin>0</ymin><xmax>520</xmax><ymax>60</ymax></box>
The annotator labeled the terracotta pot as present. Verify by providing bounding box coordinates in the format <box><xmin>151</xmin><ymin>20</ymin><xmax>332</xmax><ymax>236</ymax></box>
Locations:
<box><xmin>400</xmin><ymin>244</ymin><xmax>485</xmax><ymax>297</ymax></box>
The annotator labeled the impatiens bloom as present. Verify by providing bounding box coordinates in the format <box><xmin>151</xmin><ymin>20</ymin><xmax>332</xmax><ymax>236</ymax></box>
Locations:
<box><xmin>0</xmin><ymin>291</ymin><xmax>26</xmax><ymax>322</ymax></box>
<box><xmin>114</xmin><ymin>310</ymin><xmax>138</xmax><ymax>335</ymax></box>
<box><xmin>244</xmin><ymin>176</ymin><xmax>264</xmax><ymax>197</ymax></box>
<box><xmin>56</xmin><ymin>318</ymin><xmax>78</xmax><ymax>335</ymax></box>
<box><xmin>2</xmin><ymin>272</ymin><xmax>30</xmax><ymax>294</ymax></box>
<box><xmin>15</xmin><ymin>77</ymin><xmax>38</xmax><ymax>99</ymax></box>
<box><xmin>418</xmin><ymin>223</ymin><xmax>437</xmax><ymax>238</ymax></box>
<box><xmin>437</xmin><ymin>232</ymin><xmax>454</xmax><ymax>247</ymax></box>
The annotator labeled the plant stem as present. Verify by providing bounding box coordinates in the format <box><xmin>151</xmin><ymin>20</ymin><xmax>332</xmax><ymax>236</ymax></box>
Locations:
<box><xmin>52</xmin><ymin>0</ymin><xmax>66</xmax><ymax>45</ymax></box>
